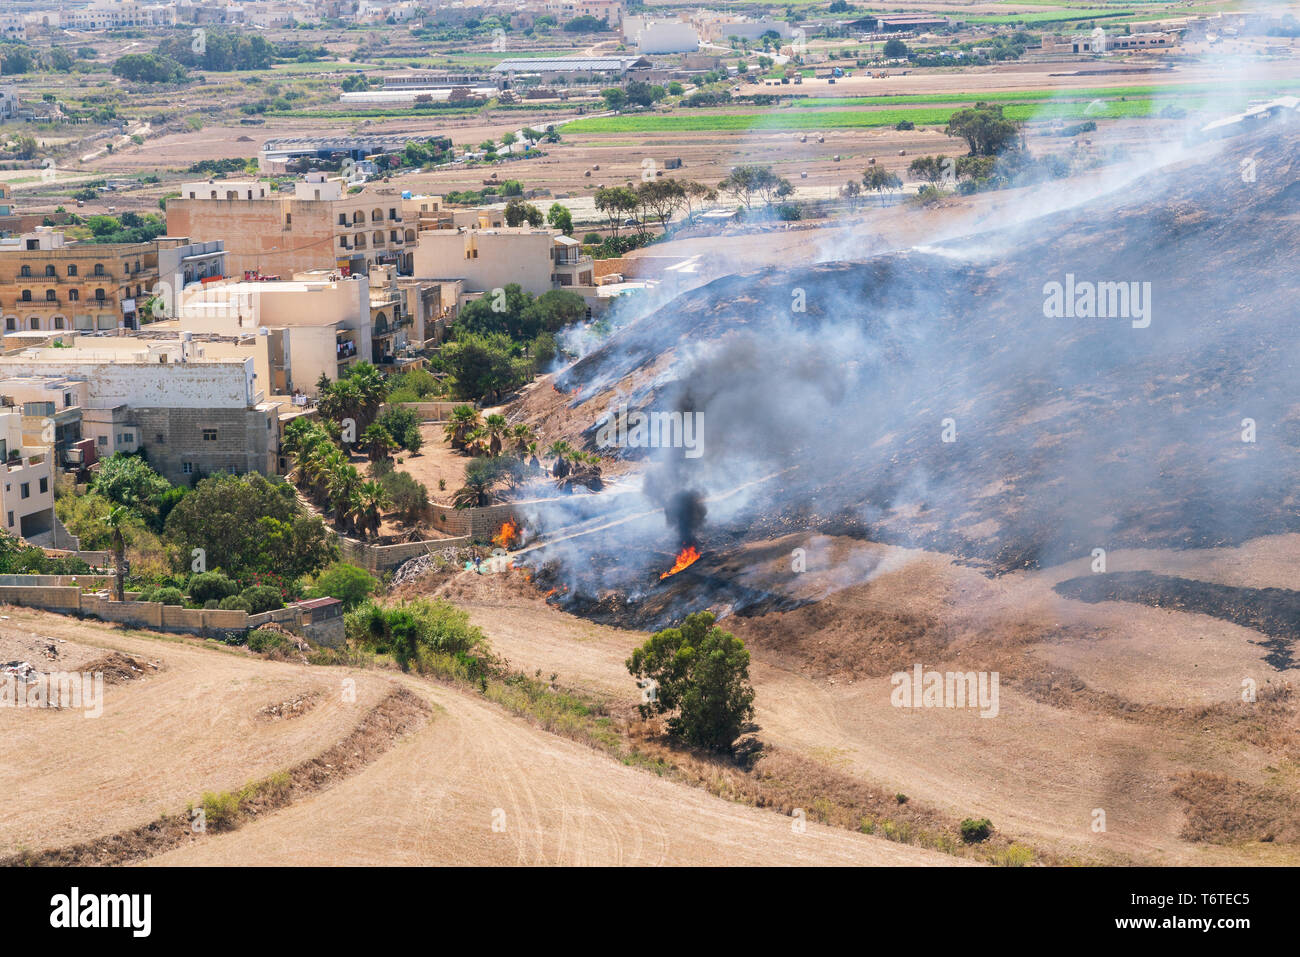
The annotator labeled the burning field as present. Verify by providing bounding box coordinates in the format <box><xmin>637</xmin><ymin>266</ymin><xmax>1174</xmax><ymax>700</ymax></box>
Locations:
<box><xmin>506</xmin><ymin>124</ymin><xmax>1300</xmax><ymax>646</ymax></box>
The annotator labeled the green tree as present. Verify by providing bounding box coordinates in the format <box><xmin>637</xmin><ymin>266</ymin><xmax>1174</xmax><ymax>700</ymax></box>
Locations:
<box><xmin>309</xmin><ymin>563</ymin><xmax>377</xmax><ymax>609</ymax></box>
<box><xmin>626</xmin><ymin>611</ymin><xmax>756</xmax><ymax>753</ymax></box>
<box><xmin>546</xmin><ymin>202</ymin><xmax>573</xmax><ymax>236</ymax></box>
<box><xmin>163</xmin><ymin>472</ymin><xmax>337</xmax><ymax>580</ymax></box>
<box><xmin>883</xmin><ymin>38</ymin><xmax>909</xmax><ymax>58</ymax></box>
<box><xmin>504</xmin><ymin>197</ymin><xmax>544</xmax><ymax>227</ymax></box>
<box><xmin>944</xmin><ymin>103</ymin><xmax>1021</xmax><ymax>157</ymax></box>
<box><xmin>863</xmin><ymin>165</ymin><xmax>903</xmax><ymax>205</ymax></box>
<box><xmin>600</xmin><ymin>86</ymin><xmax>627</xmax><ymax>111</ymax></box>
<box><xmin>92</xmin><ymin>453</ymin><xmax>172</xmax><ymax>527</ymax></box>
<box><xmin>111</xmin><ymin>53</ymin><xmax>187</xmax><ymax>83</ymax></box>
<box><xmin>441</xmin><ymin>331</ymin><xmax>530</xmax><ymax>400</ymax></box>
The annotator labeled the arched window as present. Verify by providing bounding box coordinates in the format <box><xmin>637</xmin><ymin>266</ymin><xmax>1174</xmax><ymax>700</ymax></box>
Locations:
<box><xmin>44</xmin><ymin>265</ymin><xmax>55</xmax><ymax>277</ymax></box>
<box><xmin>93</xmin><ymin>263</ymin><xmax>105</xmax><ymax>276</ymax></box>
<box><xmin>68</xmin><ymin>289</ymin><xmax>79</xmax><ymax>301</ymax></box>
<box><xmin>20</xmin><ymin>290</ymin><xmax>31</xmax><ymax>302</ymax></box>
<box><xmin>45</xmin><ymin>290</ymin><xmax>56</xmax><ymax>301</ymax></box>
<box><xmin>95</xmin><ymin>288</ymin><xmax>106</xmax><ymax>301</ymax></box>
<box><xmin>67</xmin><ymin>264</ymin><xmax>77</xmax><ymax>276</ymax></box>
<box><xmin>19</xmin><ymin>265</ymin><xmax>31</xmax><ymax>278</ymax></box>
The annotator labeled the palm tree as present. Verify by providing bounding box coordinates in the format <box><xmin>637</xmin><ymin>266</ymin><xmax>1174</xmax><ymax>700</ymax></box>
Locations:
<box><xmin>327</xmin><ymin>463</ymin><xmax>363</xmax><ymax>528</ymax></box>
<box><xmin>358</xmin><ymin>480</ymin><xmax>392</xmax><ymax>538</ymax></box>
<box><xmin>452</xmin><ymin>474</ymin><xmax>495</xmax><ymax>509</ymax></box>
<box><xmin>105</xmin><ymin>505</ymin><xmax>128</xmax><ymax>602</ymax></box>
<box><xmin>510</xmin><ymin>423</ymin><xmax>536</xmax><ymax>456</ymax></box>
<box><xmin>348</xmin><ymin>361</ymin><xmax>389</xmax><ymax>427</ymax></box>
<box><xmin>547</xmin><ymin>441</ymin><xmax>574</xmax><ymax>479</ymax></box>
<box><xmin>483</xmin><ymin>414</ymin><xmax>510</xmax><ymax>457</ymax></box>
<box><xmin>444</xmin><ymin>405</ymin><xmax>482</xmax><ymax>450</ymax></box>
<box><xmin>362</xmin><ymin>422</ymin><xmax>395</xmax><ymax>462</ymax></box>
<box><xmin>464</xmin><ymin>426</ymin><xmax>490</xmax><ymax>457</ymax></box>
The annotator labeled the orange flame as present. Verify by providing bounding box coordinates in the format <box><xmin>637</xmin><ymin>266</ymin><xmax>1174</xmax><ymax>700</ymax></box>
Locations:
<box><xmin>492</xmin><ymin>520</ymin><xmax>520</xmax><ymax>549</ymax></box>
<box><xmin>659</xmin><ymin>546</ymin><xmax>701</xmax><ymax>579</ymax></box>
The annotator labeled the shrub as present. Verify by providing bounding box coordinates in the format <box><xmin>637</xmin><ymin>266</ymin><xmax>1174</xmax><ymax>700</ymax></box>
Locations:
<box><xmin>200</xmin><ymin>790</ymin><xmax>241</xmax><ymax>831</ymax></box>
<box><xmin>345</xmin><ymin>598</ymin><xmax>484</xmax><ymax>669</ymax></box>
<box><xmin>308</xmin><ymin>562</ymin><xmax>377</xmax><ymax>610</ymax></box>
<box><xmin>240</xmin><ymin>585</ymin><xmax>283</xmax><ymax>614</ymax></box>
<box><xmin>960</xmin><ymin>817</ymin><xmax>993</xmax><ymax>843</ymax></box>
<box><xmin>188</xmin><ymin>570</ymin><xmax>239</xmax><ymax>604</ymax></box>
<box><xmin>150</xmin><ymin>586</ymin><xmax>184</xmax><ymax>606</ymax></box>
<box><xmin>203</xmin><ymin>599</ymin><xmax>219</xmax><ymax>609</ymax></box>
<box><xmin>248</xmin><ymin>628</ymin><xmax>294</xmax><ymax>655</ymax></box>
<box><xmin>218</xmin><ymin>594</ymin><xmax>253</xmax><ymax>612</ymax></box>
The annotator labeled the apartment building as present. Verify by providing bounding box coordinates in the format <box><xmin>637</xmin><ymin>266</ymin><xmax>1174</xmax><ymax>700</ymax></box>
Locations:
<box><xmin>412</xmin><ymin>226</ymin><xmax>594</xmax><ymax>299</ymax></box>
<box><xmin>166</xmin><ymin>174</ymin><xmax>415</xmax><ymax>278</ymax></box>
<box><xmin>61</xmin><ymin>1</ymin><xmax>177</xmax><ymax>30</ymax></box>
<box><xmin>0</xmin><ymin>408</ymin><xmax>54</xmax><ymax>543</ymax></box>
<box><xmin>0</xmin><ymin>375</ymin><xmax>87</xmax><ymax>466</ymax></box>
<box><xmin>0</xmin><ymin>227</ymin><xmax>190</xmax><ymax>333</ymax></box>
<box><xmin>171</xmin><ymin>270</ymin><xmax>376</xmax><ymax>395</ymax></box>
<box><xmin>0</xmin><ymin>339</ymin><xmax>278</xmax><ymax>484</ymax></box>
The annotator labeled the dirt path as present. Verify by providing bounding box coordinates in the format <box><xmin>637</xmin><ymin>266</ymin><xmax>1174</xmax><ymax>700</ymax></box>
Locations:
<box><xmin>0</xmin><ymin>609</ymin><xmax>390</xmax><ymax>857</ymax></box>
<box><xmin>148</xmin><ymin>670</ymin><xmax>958</xmax><ymax>866</ymax></box>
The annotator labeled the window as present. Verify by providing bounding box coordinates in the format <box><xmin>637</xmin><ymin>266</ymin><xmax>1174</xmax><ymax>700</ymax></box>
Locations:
<box><xmin>19</xmin><ymin>265</ymin><xmax>30</xmax><ymax>277</ymax></box>
<box><xmin>95</xmin><ymin>289</ymin><xmax>105</xmax><ymax>301</ymax></box>
<box><xmin>29</xmin><ymin>317</ymin><xmax>39</xmax><ymax>330</ymax></box>
<box><xmin>19</xmin><ymin>482</ymin><xmax>29</xmax><ymax>499</ymax></box>
<box><xmin>155</xmin><ymin>433</ymin><xmax>164</xmax><ymax>444</ymax></box>
<box><xmin>182</xmin><ymin>462</ymin><xmax>193</xmax><ymax>474</ymax></box>
<box><xmin>39</xmin><ymin>477</ymin><xmax>47</xmax><ymax>494</ymax></box>
<box><xmin>64</xmin><ymin>393</ymin><xmax>72</xmax><ymax>407</ymax></box>
<box><xmin>5</xmin><ymin>512</ymin><xmax>10</xmax><ymax>528</ymax></box>
<box><xmin>97</xmin><ymin>435</ymin><xmax>106</xmax><ymax>445</ymax></box>
<box><xmin>67</xmin><ymin>264</ymin><xmax>77</xmax><ymax>277</ymax></box>
<box><xmin>4</xmin><ymin>318</ymin><xmax>12</xmax><ymax>331</ymax></box>
<box><xmin>45</xmin><ymin>290</ymin><xmax>55</xmax><ymax>302</ymax></box>
<box><xmin>93</xmin><ymin>263</ymin><xmax>105</xmax><ymax>276</ymax></box>
<box><xmin>20</xmin><ymin>290</ymin><xmax>31</xmax><ymax>302</ymax></box>
<box><xmin>202</xmin><ymin>428</ymin><xmax>217</xmax><ymax>441</ymax></box>
<box><xmin>44</xmin><ymin>265</ymin><xmax>55</xmax><ymax>277</ymax></box>
<box><xmin>68</xmin><ymin>290</ymin><xmax>78</xmax><ymax>301</ymax></box>
<box><xmin>54</xmin><ymin>317</ymin><xmax>65</xmax><ymax>329</ymax></box>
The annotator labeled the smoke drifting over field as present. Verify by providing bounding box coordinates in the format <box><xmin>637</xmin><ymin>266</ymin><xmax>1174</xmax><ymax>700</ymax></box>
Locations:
<box><xmin>515</xmin><ymin>114</ymin><xmax>1300</xmax><ymax>631</ymax></box>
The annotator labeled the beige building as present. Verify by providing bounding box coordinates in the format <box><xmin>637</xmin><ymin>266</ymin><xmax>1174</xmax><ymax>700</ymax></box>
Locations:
<box><xmin>171</xmin><ymin>270</ymin><xmax>377</xmax><ymax>395</ymax></box>
<box><xmin>412</xmin><ymin>226</ymin><xmax>594</xmax><ymax>300</ymax></box>
<box><xmin>166</xmin><ymin>174</ymin><xmax>416</xmax><ymax>279</ymax></box>
<box><xmin>0</xmin><ymin>408</ymin><xmax>54</xmax><ymax>543</ymax></box>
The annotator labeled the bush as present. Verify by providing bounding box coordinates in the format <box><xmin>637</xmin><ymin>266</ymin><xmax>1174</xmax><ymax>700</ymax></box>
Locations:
<box><xmin>248</xmin><ymin>628</ymin><xmax>294</xmax><ymax>655</ymax></box>
<box><xmin>188</xmin><ymin>570</ymin><xmax>239</xmax><ymax>605</ymax></box>
<box><xmin>345</xmin><ymin>598</ymin><xmax>484</xmax><ymax>670</ymax></box>
<box><xmin>626</xmin><ymin>611</ymin><xmax>756</xmax><ymax>753</ymax></box>
<box><xmin>240</xmin><ymin>585</ymin><xmax>283</xmax><ymax>614</ymax></box>
<box><xmin>308</xmin><ymin>563</ymin><xmax>377</xmax><ymax>610</ymax></box>
<box><xmin>149</xmin><ymin>586</ymin><xmax>184</xmax><ymax>606</ymax></box>
<box><xmin>960</xmin><ymin>817</ymin><xmax>993</xmax><ymax>843</ymax></box>
<box><xmin>218</xmin><ymin>594</ymin><xmax>253</xmax><ymax>612</ymax></box>
<box><xmin>200</xmin><ymin>790</ymin><xmax>241</xmax><ymax>831</ymax></box>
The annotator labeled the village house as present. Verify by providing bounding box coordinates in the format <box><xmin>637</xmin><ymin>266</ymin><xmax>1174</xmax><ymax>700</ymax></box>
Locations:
<box><xmin>166</xmin><ymin>174</ymin><xmax>416</xmax><ymax>278</ymax></box>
